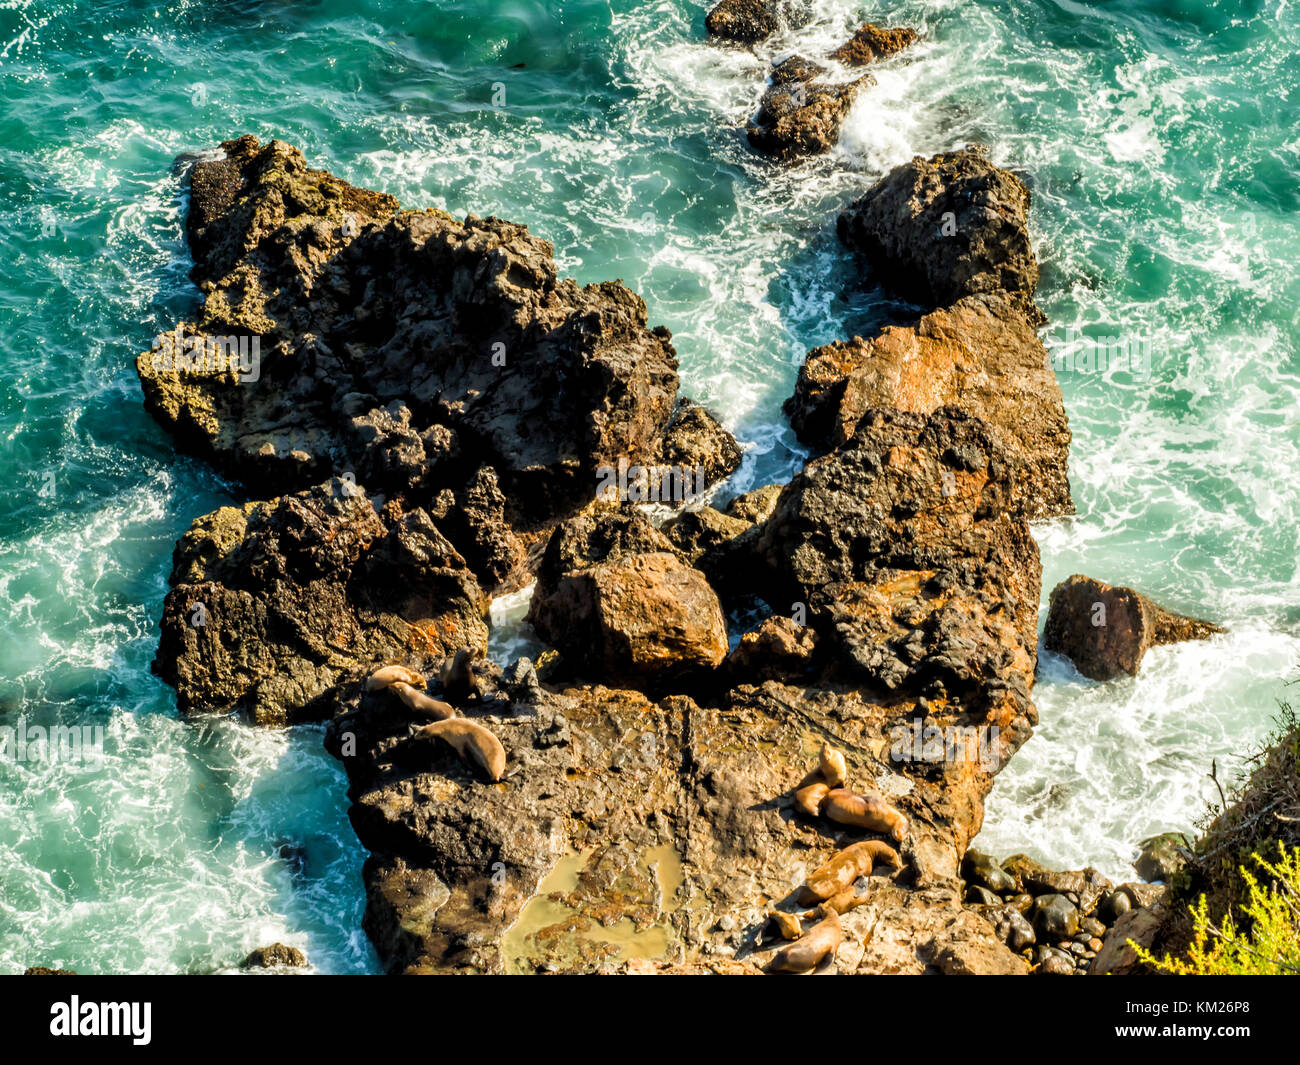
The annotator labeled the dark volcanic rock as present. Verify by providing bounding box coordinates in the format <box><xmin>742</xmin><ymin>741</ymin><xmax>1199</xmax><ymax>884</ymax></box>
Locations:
<box><xmin>153</xmin><ymin>479</ymin><xmax>488</xmax><ymax>726</ymax></box>
<box><xmin>747</xmin><ymin>57</ymin><xmax>869</xmax><ymax>161</ymax></box>
<box><xmin>528</xmin><ymin>508</ymin><xmax>680</xmax><ymax>609</ymax></box>
<box><xmin>830</xmin><ymin>24</ymin><xmax>918</xmax><ymax>66</ymax></box>
<box><xmin>837</xmin><ymin>147</ymin><xmax>1039</xmax><ymax>311</ymax></box>
<box><xmin>665</xmin><ymin>506</ymin><xmax>752</xmax><ymax>562</ymax></box>
<box><xmin>1043</xmin><ymin>574</ymin><xmax>1224</xmax><ymax>681</ymax></box>
<box><xmin>654</xmin><ymin>400</ymin><xmax>743</xmax><ymax>488</ymax></box>
<box><xmin>139</xmin><ymin>136</ymin><xmax>735</xmax><ymax>535</ymax></box>
<box><xmin>786</xmin><ymin>292</ymin><xmax>1072</xmax><ymax>520</ymax></box>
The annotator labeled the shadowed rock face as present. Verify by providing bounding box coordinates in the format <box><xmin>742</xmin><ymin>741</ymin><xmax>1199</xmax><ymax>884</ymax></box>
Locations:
<box><xmin>1043</xmin><ymin>574</ymin><xmax>1224</xmax><ymax>681</ymax></box>
<box><xmin>138</xmin><ymin>136</ymin><xmax>737</xmax><ymax>557</ymax></box>
<box><xmin>786</xmin><ymin>292</ymin><xmax>1073</xmax><ymax>520</ymax></box>
<box><xmin>838</xmin><ymin>147</ymin><xmax>1040</xmax><ymax>312</ymax></box>
<box><xmin>153</xmin><ymin>479</ymin><xmax>489</xmax><ymax>726</ymax></box>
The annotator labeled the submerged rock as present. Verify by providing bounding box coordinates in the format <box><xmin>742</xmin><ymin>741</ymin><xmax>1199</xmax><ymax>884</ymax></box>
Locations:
<box><xmin>242</xmin><ymin>943</ymin><xmax>307</xmax><ymax>969</ymax></box>
<box><xmin>1043</xmin><ymin>574</ymin><xmax>1224</xmax><ymax>681</ymax></box>
<box><xmin>746</xmin><ymin>57</ymin><xmax>868</xmax><ymax>161</ymax></box>
<box><xmin>838</xmin><ymin>146</ymin><xmax>1039</xmax><ymax>311</ymax></box>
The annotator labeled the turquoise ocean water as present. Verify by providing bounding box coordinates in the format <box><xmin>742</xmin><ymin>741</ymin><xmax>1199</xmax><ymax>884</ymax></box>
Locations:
<box><xmin>1</xmin><ymin>0</ymin><xmax>1298</xmax><ymax>972</ymax></box>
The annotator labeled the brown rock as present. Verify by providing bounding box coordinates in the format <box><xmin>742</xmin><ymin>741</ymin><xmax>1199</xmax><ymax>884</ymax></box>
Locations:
<box><xmin>746</xmin><ymin>57</ymin><xmax>869</xmax><ymax>161</ymax></box>
<box><xmin>1043</xmin><ymin>574</ymin><xmax>1224</xmax><ymax>681</ymax></box>
<box><xmin>153</xmin><ymin>480</ymin><xmax>488</xmax><ymax>725</ymax></box>
<box><xmin>725</xmin><ymin>483</ymin><xmax>783</xmax><ymax>524</ymax></box>
<box><xmin>242</xmin><ymin>943</ymin><xmax>307</xmax><ymax>969</ymax></box>
<box><xmin>786</xmin><ymin>292</ymin><xmax>1072</xmax><ymax>519</ymax></box>
<box><xmin>1090</xmin><ymin>903</ymin><xmax>1168</xmax><ymax>975</ymax></box>
<box><xmin>529</xmin><ymin>552</ymin><xmax>728</xmax><ymax>685</ymax></box>
<box><xmin>830</xmin><ymin>24</ymin><xmax>918</xmax><ymax>66</ymax></box>
<box><xmin>665</xmin><ymin>507</ymin><xmax>752</xmax><ymax>562</ymax></box>
<box><xmin>705</xmin><ymin>0</ymin><xmax>779</xmax><ymax>43</ymax></box>
<box><xmin>725</xmin><ymin>615</ymin><xmax>818</xmax><ymax>682</ymax></box>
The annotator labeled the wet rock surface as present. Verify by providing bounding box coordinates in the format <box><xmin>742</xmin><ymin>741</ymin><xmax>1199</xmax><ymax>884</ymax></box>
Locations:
<box><xmin>1044</xmin><ymin>574</ymin><xmax>1224</xmax><ymax>681</ymax></box>
<box><xmin>746</xmin><ymin>58</ymin><xmax>868</xmax><ymax>161</ymax></box>
<box><xmin>829</xmin><ymin>24</ymin><xmax>918</xmax><ymax>66</ymax></box>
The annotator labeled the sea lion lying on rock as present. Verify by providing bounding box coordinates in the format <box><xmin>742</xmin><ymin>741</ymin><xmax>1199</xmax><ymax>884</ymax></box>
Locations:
<box><xmin>389</xmin><ymin>681</ymin><xmax>457</xmax><ymax>721</ymax></box>
<box><xmin>799</xmin><ymin>840</ymin><xmax>901</xmax><ymax>905</ymax></box>
<box><xmin>794</xmin><ymin>779</ymin><xmax>831</xmax><ymax>817</ymax></box>
<box><xmin>768</xmin><ymin>904</ymin><xmax>841</xmax><ymax>973</ymax></box>
<box><xmin>365</xmin><ymin>664</ymin><xmax>425</xmax><ymax>691</ymax></box>
<box><xmin>822</xmin><ymin>788</ymin><xmax>909</xmax><ymax>842</ymax></box>
<box><xmin>409</xmin><ymin>719</ymin><xmax>507</xmax><ymax>782</ymax></box>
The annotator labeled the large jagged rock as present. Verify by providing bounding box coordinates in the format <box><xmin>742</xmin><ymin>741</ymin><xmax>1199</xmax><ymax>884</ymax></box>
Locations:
<box><xmin>153</xmin><ymin>478</ymin><xmax>488</xmax><ymax>726</ymax></box>
<box><xmin>528</xmin><ymin>552</ymin><xmax>729</xmax><ymax>686</ymax></box>
<box><xmin>138</xmin><ymin>136</ymin><xmax>736</xmax><ymax>557</ymax></box>
<box><xmin>786</xmin><ymin>292</ymin><xmax>1073</xmax><ymax>519</ymax></box>
<box><xmin>746</xmin><ymin>57</ymin><xmax>868</xmax><ymax>161</ymax></box>
<box><xmin>830</xmin><ymin>24</ymin><xmax>918</xmax><ymax>66</ymax></box>
<box><xmin>1043</xmin><ymin>574</ymin><xmax>1224</xmax><ymax>681</ymax></box>
<box><xmin>747</xmin><ymin>408</ymin><xmax>1041</xmax><ymax>731</ymax></box>
<box><xmin>837</xmin><ymin>147</ymin><xmax>1039</xmax><ymax>311</ymax></box>
<box><xmin>322</xmin><ymin>669</ymin><xmax>1029</xmax><ymax>974</ymax></box>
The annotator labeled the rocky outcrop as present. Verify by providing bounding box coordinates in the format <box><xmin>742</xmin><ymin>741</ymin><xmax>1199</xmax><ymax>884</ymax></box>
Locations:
<box><xmin>746</xmin><ymin>57</ymin><xmax>868</xmax><ymax>161</ymax></box>
<box><xmin>786</xmin><ymin>292</ymin><xmax>1072</xmax><ymax>520</ymax></box>
<box><xmin>749</xmin><ymin>408</ymin><xmax>1041</xmax><ymax>731</ymax></box>
<box><xmin>138</xmin><ymin>136</ymin><xmax>736</xmax><ymax>559</ymax></box>
<box><xmin>1043</xmin><ymin>574</ymin><xmax>1224</xmax><ymax>681</ymax></box>
<box><xmin>724</xmin><ymin>615</ymin><xmax>817</xmax><ymax>682</ymax></box>
<box><xmin>704</xmin><ymin>0</ymin><xmax>780</xmax><ymax>44</ymax></box>
<box><xmin>829</xmin><ymin>24</ymin><xmax>918</xmax><ymax>66</ymax></box>
<box><xmin>153</xmin><ymin>479</ymin><xmax>489</xmax><ymax>726</ymax></box>
<box><xmin>837</xmin><ymin>147</ymin><xmax>1039</xmax><ymax>312</ymax></box>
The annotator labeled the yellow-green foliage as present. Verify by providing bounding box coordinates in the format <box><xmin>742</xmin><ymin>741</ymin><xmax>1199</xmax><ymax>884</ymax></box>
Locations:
<box><xmin>1133</xmin><ymin>844</ymin><xmax>1300</xmax><ymax>975</ymax></box>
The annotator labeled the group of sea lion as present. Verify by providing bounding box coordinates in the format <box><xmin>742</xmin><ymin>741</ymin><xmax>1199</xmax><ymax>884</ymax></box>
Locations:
<box><xmin>766</xmin><ymin>743</ymin><xmax>909</xmax><ymax>974</ymax></box>
<box><xmin>364</xmin><ymin>650</ymin><xmax>506</xmax><ymax>782</ymax></box>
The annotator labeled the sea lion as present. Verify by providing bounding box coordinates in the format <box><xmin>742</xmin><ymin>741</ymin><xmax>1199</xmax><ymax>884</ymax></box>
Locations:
<box><xmin>794</xmin><ymin>780</ymin><xmax>830</xmax><ymax>817</ymax></box>
<box><xmin>818</xmin><ymin>742</ymin><xmax>847</xmax><ymax>788</ymax></box>
<box><xmin>822</xmin><ymin>788</ymin><xmax>909</xmax><ymax>841</ymax></box>
<box><xmin>365</xmin><ymin>664</ymin><xmax>425</xmax><ymax>691</ymax></box>
<box><xmin>798</xmin><ymin>840</ymin><xmax>901</xmax><ymax>905</ymax></box>
<box><xmin>389</xmin><ymin>681</ymin><xmax>457</xmax><ymax>721</ymax></box>
<box><xmin>767</xmin><ymin>911</ymin><xmax>803</xmax><ymax>941</ymax></box>
<box><xmin>823</xmin><ymin>887</ymin><xmax>870</xmax><ymax>916</ymax></box>
<box><xmin>440</xmin><ymin>647</ymin><xmax>485</xmax><ymax>702</ymax></box>
<box><xmin>768</xmin><ymin>904</ymin><xmax>841</xmax><ymax>974</ymax></box>
<box><xmin>410</xmin><ymin>719</ymin><xmax>507</xmax><ymax>782</ymax></box>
